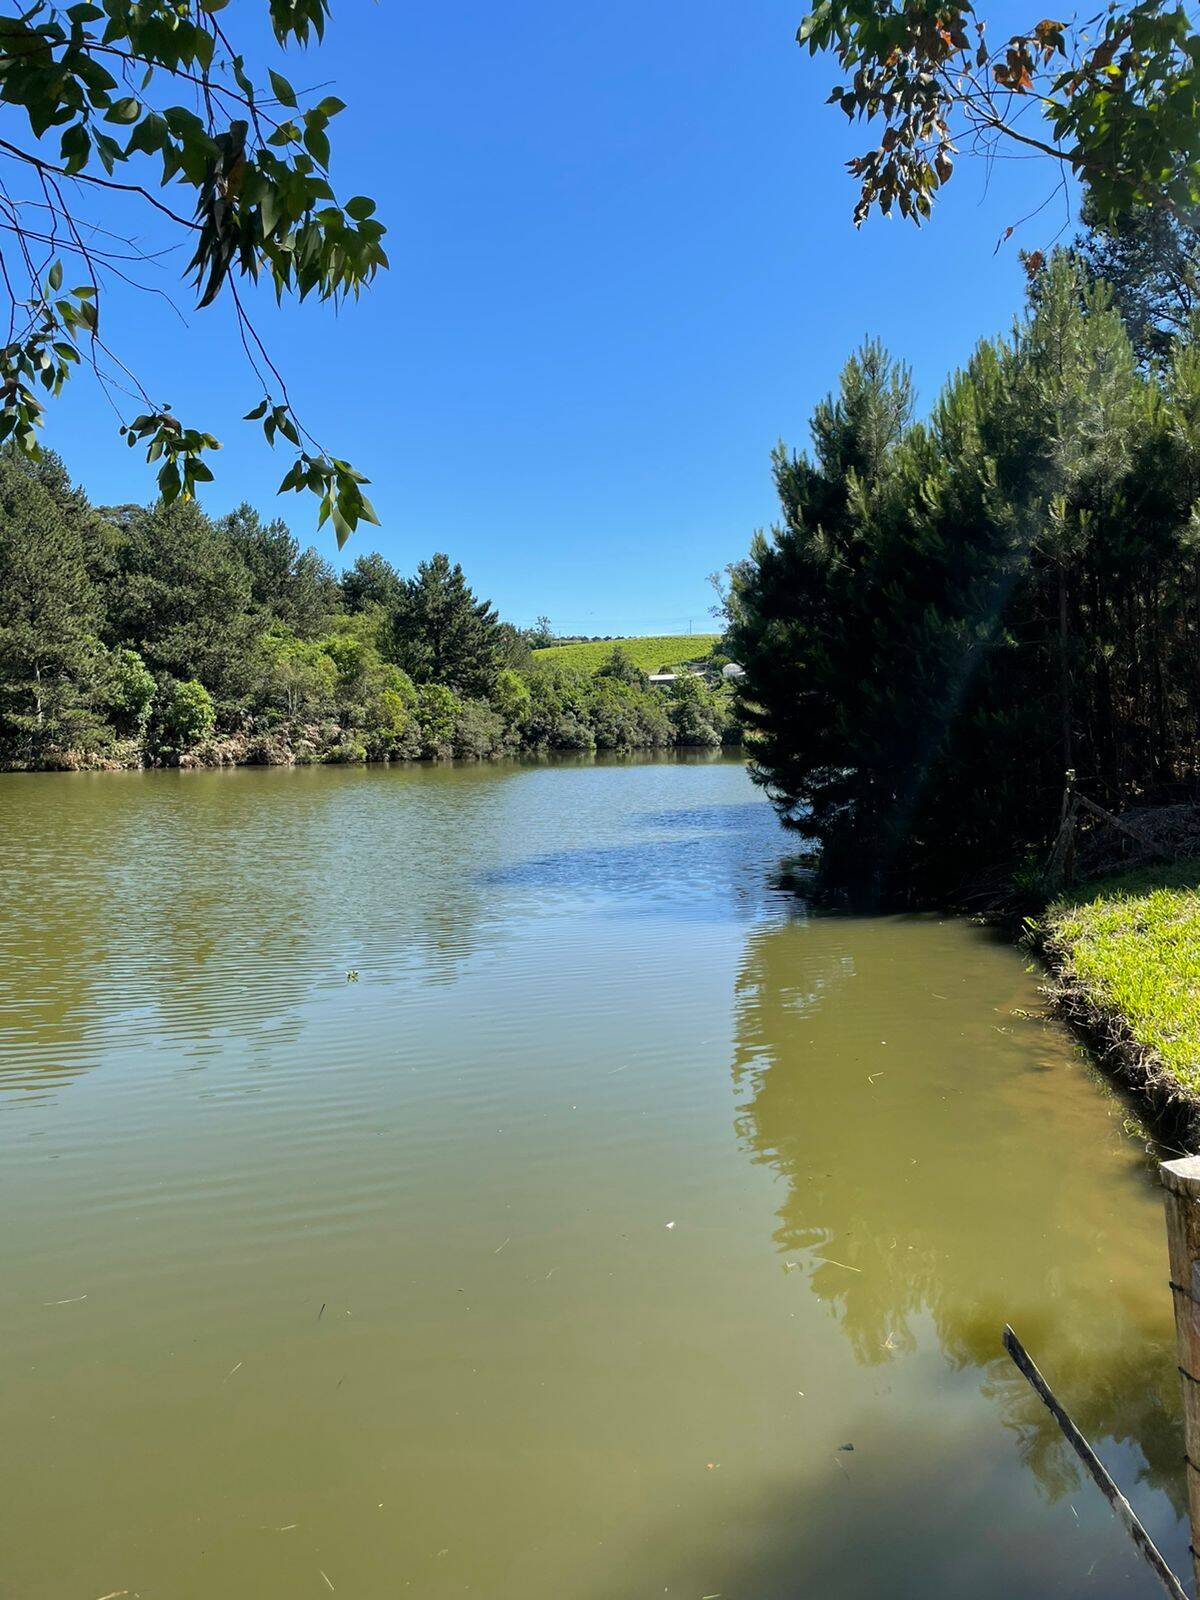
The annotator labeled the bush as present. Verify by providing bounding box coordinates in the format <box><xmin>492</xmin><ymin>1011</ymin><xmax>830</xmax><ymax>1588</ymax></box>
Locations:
<box><xmin>415</xmin><ymin>682</ymin><xmax>462</xmax><ymax>757</ymax></box>
<box><xmin>490</xmin><ymin>667</ymin><xmax>532</xmax><ymax>728</ymax></box>
<box><xmin>158</xmin><ymin>678</ymin><xmax>215</xmax><ymax>749</ymax></box>
<box><xmin>104</xmin><ymin>647</ymin><xmax>156</xmax><ymax>737</ymax></box>
<box><xmin>548</xmin><ymin>711</ymin><xmax>595</xmax><ymax>750</ymax></box>
<box><xmin>668</xmin><ymin>674</ymin><xmax>727</xmax><ymax>747</ymax></box>
<box><xmin>256</xmin><ymin>630</ymin><xmax>337</xmax><ymax>724</ymax></box>
<box><xmin>595</xmin><ymin>644</ymin><xmax>649</xmax><ymax>689</ymax></box>
<box><xmin>453</xmin><ymin>698</ymin><xmax>506</xmax><ymax>757</ymax></box>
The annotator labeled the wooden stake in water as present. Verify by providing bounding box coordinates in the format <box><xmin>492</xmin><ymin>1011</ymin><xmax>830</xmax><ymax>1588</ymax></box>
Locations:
<box><xmin>1003</xmin><ymin>1325</ymin><xmax>1188</xmax><ymax>1600</ymax></box>
<box><xmin>1161</xmin><ymin>1153</ymin><xmax>1200</xmax><ymax>1598</ymax></box>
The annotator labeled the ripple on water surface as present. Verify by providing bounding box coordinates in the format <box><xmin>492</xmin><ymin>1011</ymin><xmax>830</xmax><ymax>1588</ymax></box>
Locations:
<box><xmin>0</xmin><ymin>756</ymin><xmax>1188</xmax><ymax>1600</ymax></box>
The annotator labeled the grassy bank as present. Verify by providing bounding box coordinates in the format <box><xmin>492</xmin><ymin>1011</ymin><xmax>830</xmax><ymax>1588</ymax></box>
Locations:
<box><xmin>1041</xmin><ymin>862</ymin><xmax>1200</xmax><ymax>1107</ymax></box>
<box><xmin>532</xmin><ymin>634</ymin><xmax>719</xmax><ymax>674</ymax></box>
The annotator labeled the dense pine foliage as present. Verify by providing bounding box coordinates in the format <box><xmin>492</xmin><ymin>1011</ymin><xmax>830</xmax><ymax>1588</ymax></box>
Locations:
<box><xmin>729</xmin><ymin>253</ymin><xmax>1200</xmax><ymax>902</ymax></box>
<box><xmin>0</xmin><ymin>459</ymin><xmax>740</xmax><ymax>770</ymax></box>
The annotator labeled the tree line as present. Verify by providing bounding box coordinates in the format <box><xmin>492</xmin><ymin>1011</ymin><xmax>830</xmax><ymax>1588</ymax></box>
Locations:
<box><xmin>728</xmin><ymin>248</ymin><xmax>1200</xmax><ymax>902</ymax></box>
<box><xmin>0</xmin><ymin>454</ymin><xmax>739</xmax><ymax>770</ymax></box>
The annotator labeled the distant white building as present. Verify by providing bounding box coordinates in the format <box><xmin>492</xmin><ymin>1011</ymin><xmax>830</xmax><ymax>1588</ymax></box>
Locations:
<box><xmin>651</xmin><ymin>662</ymin><xmax>744</xmax><ymax>686</ymax></box>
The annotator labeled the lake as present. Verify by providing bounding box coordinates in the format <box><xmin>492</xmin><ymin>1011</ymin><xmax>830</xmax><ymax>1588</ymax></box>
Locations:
<box><xmin>0</xmin><ymin>755</ymin><xmax>1187</xmax><ymax>1598</ymax></box>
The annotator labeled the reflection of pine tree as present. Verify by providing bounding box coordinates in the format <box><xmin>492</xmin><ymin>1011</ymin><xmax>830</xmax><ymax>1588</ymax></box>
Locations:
<box><xmin>730</xmin><ymin>914</ymin><xmax>1183</xmax><ymax>1512</ymax></box>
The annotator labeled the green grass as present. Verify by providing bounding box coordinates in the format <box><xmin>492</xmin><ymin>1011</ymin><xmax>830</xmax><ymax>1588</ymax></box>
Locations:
<box><xmin>1043</xmin><ymin>859</ymin><xmax>1200</xmax><ymax>1097</ymax></box>
<box><xmin>532</xmin><ymin>634</ymin><xmax>720</xmax><ymax>675</ymax></box>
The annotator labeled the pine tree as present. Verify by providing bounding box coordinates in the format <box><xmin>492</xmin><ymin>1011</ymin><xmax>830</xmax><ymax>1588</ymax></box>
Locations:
<box><xmin>729</xmin><ymin>256</ymin><xmax>1169</xmax><ymax>901</ymax></box>
<box><xmin>391</xmin><ymin>553</ymin><xmax>502</xmax><ymax>697</ymax></box>
<box><xmin>0</xmin><ymin>459</ymin><xmax>103</xmax><ymax>765</ymax></box>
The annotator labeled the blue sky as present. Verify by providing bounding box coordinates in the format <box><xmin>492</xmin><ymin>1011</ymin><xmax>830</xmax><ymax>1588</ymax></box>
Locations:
<box><xmin>45</xmin><ymin>0</ymin><xmax>1068</xmax><ymax>634</ymax></box>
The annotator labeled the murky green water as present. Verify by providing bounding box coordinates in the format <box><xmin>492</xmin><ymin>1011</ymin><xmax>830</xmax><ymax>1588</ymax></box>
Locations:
<box><xmin>0</xmin><ymin>756</ymin><xmax>1187</xmax><ymax>1598</ymax></box>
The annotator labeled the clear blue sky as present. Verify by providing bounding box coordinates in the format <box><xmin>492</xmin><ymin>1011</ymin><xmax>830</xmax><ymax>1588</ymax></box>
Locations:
<box><xmin>45</xmin><ymin>0</ymin><xmax>1067</xmax><ymax>634</ymax></box>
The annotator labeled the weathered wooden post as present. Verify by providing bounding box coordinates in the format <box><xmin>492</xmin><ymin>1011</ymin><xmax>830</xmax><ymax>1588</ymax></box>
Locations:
<box><xmin>1160</xmin><ymin>1154</ymin><xmax>1200</xmax><ymax>1595</ymax></box>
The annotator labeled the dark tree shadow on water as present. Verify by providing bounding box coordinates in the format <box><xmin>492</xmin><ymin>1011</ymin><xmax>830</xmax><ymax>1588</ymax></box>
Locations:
<box><xmin>586</xmin><ymin>1411</ymin><xmax>1188</xmax><ymax>1600</ymax></box>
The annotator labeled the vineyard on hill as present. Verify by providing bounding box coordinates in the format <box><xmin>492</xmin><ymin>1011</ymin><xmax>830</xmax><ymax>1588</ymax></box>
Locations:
<box><xmin>532</xmin><ymin>634</ymin><xmax>720</xmax><ymax>675</ymax></box>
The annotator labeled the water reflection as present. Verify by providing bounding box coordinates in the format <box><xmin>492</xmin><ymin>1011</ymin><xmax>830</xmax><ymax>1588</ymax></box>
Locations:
<box><xmin>731</xmin><ymin>912</ymin><xmax>1184</xmax><ymax>1514</ymax></box>
<box><xmin>0</xmin><ymin>757</ymin><xmax>1191</xmax><ymax>1599</ymax></box>
<box><xmin>0</xmin><ymin>757</ymin><xmax>774</xmax><ymax>1104</ymax></box>
<box><xmin>0</xmin><ymin>764</ymin><xmax>520</xmax><ymax>1099</ymax></box>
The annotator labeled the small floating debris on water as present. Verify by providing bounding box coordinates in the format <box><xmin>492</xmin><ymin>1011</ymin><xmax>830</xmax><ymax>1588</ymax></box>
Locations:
<box><xmin>94</xmin><ymin>1591</ymin><xmax>129</xmax><ymax>1599</ymax></box>
<box><xmin>705</xmin><ymin>1461</ymin><xmax>720</xmax><ymax>1471</ymax></box>
<box><xmin>44</xmin><ymin>1294</ymin><xmax>87</xmax><ymax>1306</ymax></box>
<box><xmin>493</xmin><ymin>1237</ymin><xmax>511</xmax><ymax>1254</ymax></box>
<box><xmin>665</xmin><ymin>1221</ymin><xmax>676</xmax><ymax>1230</ymax></box>
<box><xmin>838</xmin><ymin>1443</ymin><xmax>855</xmax><ymax>1452</ymax></box>
<box><xmin>345</xmin><ymin>970</ymin><xmax>359</xmax><ymax>983</ymax></box>
<box><xmin>225</xmin><ymin>1361</ymin><xmax>243</xmax><ymax>1381</ymax></box>
<box><xmin>821</xmin><ymin>1257</ymin><xmax>861</xmax><ymax>1274</ymax></box>
<box><xmin>867</xmin><ymin>1071</ymin><xmax>884</xmax><ymax>1084</ymax></box>
<box><xmin>320</xmin><ymin>1570</ymin><xmax>335</xmax><ymax>1590</ymax></box>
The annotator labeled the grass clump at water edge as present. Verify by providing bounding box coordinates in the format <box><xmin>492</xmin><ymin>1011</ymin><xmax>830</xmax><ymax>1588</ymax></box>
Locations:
<box><xmin>1041</xmin><ymin>859</ymin><xmax>1200</xmax><ymax>1102</ymax></box>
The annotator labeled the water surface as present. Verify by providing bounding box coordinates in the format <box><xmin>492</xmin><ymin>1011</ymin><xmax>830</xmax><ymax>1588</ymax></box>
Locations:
<box><xmin>0</xmin><ymin>757</ymin><xmax>1186</xmax><ymax>1598</ymax></box>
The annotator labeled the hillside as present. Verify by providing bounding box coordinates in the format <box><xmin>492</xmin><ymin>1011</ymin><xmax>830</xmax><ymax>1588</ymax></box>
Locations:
<box><xmin>532</xmin><ymin>634</ymin><xmax>721</xmax><ymax>675</ymax></box>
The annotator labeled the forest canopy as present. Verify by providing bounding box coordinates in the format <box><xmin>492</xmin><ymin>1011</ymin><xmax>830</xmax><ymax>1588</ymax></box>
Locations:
<box><xmin>0</xmin><ymin>458</ymin><xmax>740</xmax><ymax>770</ymax></box>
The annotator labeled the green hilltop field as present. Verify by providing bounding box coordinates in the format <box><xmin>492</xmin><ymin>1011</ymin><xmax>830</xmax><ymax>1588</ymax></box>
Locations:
<box><xmin>532</xmin><ymin>634</ymin><xmax>721</xmax><ymax>675</ymax></box>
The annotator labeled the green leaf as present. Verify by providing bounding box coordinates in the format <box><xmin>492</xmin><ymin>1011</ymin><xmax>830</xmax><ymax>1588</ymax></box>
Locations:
<box><xmin>304</xmin><ymin>123</ymin><xmax>330</xmax><ymax>168</ymax></box>
<box><xmin>60</xmin><ymin>123</ymin><xmax>90</xmax><ymax>174</ymax></box>
<box><xmin>269</xmin><ymin>69</ymin><xmax>298</xmax><ymax>108</ymax></box>
<box><xmin>48</xmin><ymin>260</ymin><xmax>62</xmax><ymax>292</ymax></box>
<box><xmin>345</xmin><ymin>195</ymin><xmax>375</xmax><ymax>221</ymax></box>
<box><xmin>158</xmin><ymin>460</ymin><xmax>181</xmax><ymax>502</ymax></box>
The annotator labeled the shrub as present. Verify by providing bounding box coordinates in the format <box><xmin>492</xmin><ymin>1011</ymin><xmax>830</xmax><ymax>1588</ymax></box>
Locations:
<box><xmin>158</xmin><ymin>678</ymin><xmax>215</xmax><ymax>748</ymax></box>
<box><xmin>452</xmin><ymin>698</ymin><xmax>506</xmax><ymax>757</ymax></box>
<box><xmin>490</xmin><ymin>667</ymin><xmax>532</xmax><ymax>728</ymax></box>
<box><xmin>415</xmin><ymin>683</ymin><xmax>462</xmax><ymax>757</ymax></box>
<box><xmin>256</xmin><ymin>631</ymin><xmax>337</xmax><ymax>724</ymax></box>
<box><xmin>104</xmin><ymin>648</ymin><xmax>156</xmax><ymax>737</ymax></box>
<box><xmin>669</xmin><ymin>674</ymin><xmax>726</xmax><ymax>747</ymax></box>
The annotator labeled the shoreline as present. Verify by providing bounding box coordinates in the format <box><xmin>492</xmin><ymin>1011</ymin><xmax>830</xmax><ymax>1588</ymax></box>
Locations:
<box><xmin>1035</xmin><ymin>864</ymin><xmax>1200</xmax><ymax>1145</ymax></box>
<box><xmin>0</xmin><ymin>736</ymin><xmax>747</xmax><ymax>776</ymax></box>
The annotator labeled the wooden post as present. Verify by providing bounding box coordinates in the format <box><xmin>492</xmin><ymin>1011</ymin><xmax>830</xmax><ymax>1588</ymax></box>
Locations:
<box><xmin>1160</xmin><ymin>1153</ymin><xmax>1200</xmax><ymax>1595</ymax></box>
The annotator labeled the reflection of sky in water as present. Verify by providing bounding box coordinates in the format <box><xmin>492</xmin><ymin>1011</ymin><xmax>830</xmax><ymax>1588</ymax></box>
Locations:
<box><xmin>481</xmin><ymin>797</ymin><xmax>791</xmax><ymax>917</ymax></box>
